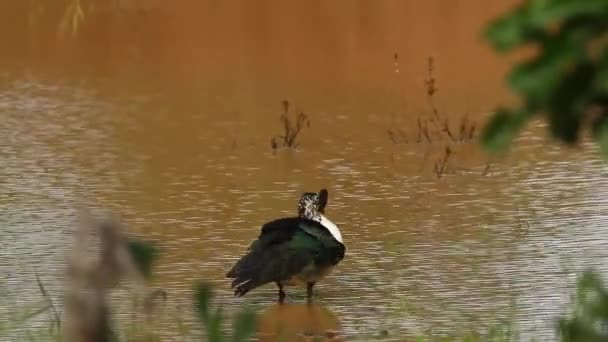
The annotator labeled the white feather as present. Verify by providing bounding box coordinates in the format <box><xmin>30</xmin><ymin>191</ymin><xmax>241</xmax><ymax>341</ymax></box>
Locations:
<box><xmin>319</xmin><ymin>214</ymin><xmax>343</xmax><ymax>243</ymax></box>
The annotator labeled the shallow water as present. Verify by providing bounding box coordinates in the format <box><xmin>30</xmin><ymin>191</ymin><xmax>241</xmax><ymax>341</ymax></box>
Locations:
<box><xmin>2</xmin><ymin>1</ymin><xmax>608</xmax><ymax>341</ymax></box>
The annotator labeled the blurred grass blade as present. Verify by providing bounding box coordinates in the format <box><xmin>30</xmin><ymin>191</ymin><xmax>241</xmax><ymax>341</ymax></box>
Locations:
<box><xmin>209</xmin><ymin>307</ymin><xmax>224</xmax><ymax>342</ymax></box>
<box><xmin>127</xmin><ymin>239</ymin><xmax>158</xmax><ymax>279</ymax></box>
<box><xmin>194</xmin><ymin>283</ymin><xmax>226</xmax><ymax>342</ymax></box>
<box><xmin>194</xmin><ymin>283</ymin><xmax>212</xmax><ymax>323</ymax></box>
<box><xmin>232</xmin><ymin>308</ymin><xmax>256</xmax><ymax>342</ymax></box>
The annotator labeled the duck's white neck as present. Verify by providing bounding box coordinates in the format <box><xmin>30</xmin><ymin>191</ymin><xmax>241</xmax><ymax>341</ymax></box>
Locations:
<box><xmin>319</xmin><ymin>214</ymin><xmax>343</xmax><ymax>243</ymax></box>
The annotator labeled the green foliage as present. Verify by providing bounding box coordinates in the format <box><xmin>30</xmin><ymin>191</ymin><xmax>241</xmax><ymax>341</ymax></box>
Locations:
<box><xmin>230</xmin><ymin>307</ymin><xmax>257</xmax><ymax>342</ymax></box>
<box><xmin>127</xmin><ymin>239</ymin><xmax>159</xmax><ymax>279</ymax></box>
<box><xmin>559</xmin><ymin>270</ymin><xmax>608</xmax><ymax>341</ymax></box>
<box><xmin>482</xmin><ymin>0</ymin><xmax>608</xmax><ymax>153</ymax></box>
<box><xmin>194</xmin><ymin>283</ymin><xmax>257</xmax><ymax>342</ymax></box>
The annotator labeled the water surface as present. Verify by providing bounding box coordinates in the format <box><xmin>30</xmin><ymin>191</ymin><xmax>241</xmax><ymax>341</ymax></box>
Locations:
<box><xmin>2</xmin><ymin>2</ymin><xmax>608</xmax><ymax>341</ymax></box>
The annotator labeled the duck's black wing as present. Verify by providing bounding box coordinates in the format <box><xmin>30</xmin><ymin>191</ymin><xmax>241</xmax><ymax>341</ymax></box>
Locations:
<box><xmin>226</xmin><ymin>217</ymin><xmax>343</xmax><ymax>296</ymax></box>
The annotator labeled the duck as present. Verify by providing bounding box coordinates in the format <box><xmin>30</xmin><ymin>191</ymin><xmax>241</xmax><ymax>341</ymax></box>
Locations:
<box><xmin>226</xmin><ymin>189</ymin><xmax>345</xmax><ymax>303</ymax></box>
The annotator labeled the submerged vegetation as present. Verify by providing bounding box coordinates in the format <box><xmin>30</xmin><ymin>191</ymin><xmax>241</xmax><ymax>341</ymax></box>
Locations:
<box><xmin>271</xmin><ymin>100</ymin><xmax>310</xmax><ymax>152</ymax></box>
<box><xmin>388</xmin><ymin>56</ymin><xmax>477</xmax><ymax>147</ymax></box>
<box><xmin>388</xmin><ymin>56</ymin><xmax>483</xmax><ymax>178</ymax></box>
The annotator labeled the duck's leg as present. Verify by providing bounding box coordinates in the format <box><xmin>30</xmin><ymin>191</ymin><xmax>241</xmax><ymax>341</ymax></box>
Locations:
<box><xmin>277</xmin><ymin>282</ymin><xmax>286</xmax><ymax>303</ymax></box>
<box><xmin>306</xmin><ymin>282</ymin><xmax>315</xmax><ymax>303</ymax></box>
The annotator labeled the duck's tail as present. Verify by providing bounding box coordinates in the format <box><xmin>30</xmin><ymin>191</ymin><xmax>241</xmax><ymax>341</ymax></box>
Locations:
<box><xmin>226</xmin><ymin>251</ymin><xmax>270</xmax><ymax>296</ymax></box>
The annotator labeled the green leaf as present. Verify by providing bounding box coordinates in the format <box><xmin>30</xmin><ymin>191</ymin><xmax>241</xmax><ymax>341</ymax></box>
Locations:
<box><xmin>596</xmin><ymin>47</ymin><xmax>608</xmax><ymax>93</ymax></box>
<box><xmin>484</xmin><ymin>6</ymin><xmax>536</xmax><ymax>52</ymax></box>
<box><xmin>209</xmin><ymin>307</ymin><xmax>225</xmax><ymax>342</ymax></box>
<box><xmin>481</xmin><ymin>108</ymin><xmax>530</xmax><ymax>152</ymax></box>
<box><xmin>547</xmin><ymin>61</ymin><xmax>596</xmax><ymax>143</ymax></box>
<box><xmin>484</xmin><ymin>2</ymin><xmax>564</xmax><ymax>52</ymax></box>
<box><xmin>593</xmin><ymin>114</ymin><xmax>608</xmax><ymax>157</ymax></box>
<box><xmin>559</xmin><ymin>270</ymin><xmax>608</xmax><ymax>341</ymax></box>
<box><xmin>484</xmin><ymin>0</ymin><xmax>608</xmax><ymax>52</ymax></box>
<box><xmin>194</xmin><ymin>283</ymin><xmax>225</xmax><ymax>342</ymax></box>
<box><xmin>194</xmin><ymin>283</ymin><xmax>212</xmax><ymax>323</ymax></box>
<box><xmin>232</xmin><ymin>308</ymin><xmax>257</xmax><ymax>342</ymax></box>
<box><xmin>126</xmin><ymin>239</ymin><xmax>158</xmax><ymax>279</ymax></box>
<box><xmin>484</xmin><ymin>0</ymin><xmax>608</xmax><ymax>153</ymax></box>
<box><xmin>528</xmin><ymin>0</ymin><xmax>608</xmax><ymax>28</ymax></box>
<box><xmin>508</xmin><ymin>34</ymin><xmax>583</xmax><ymax>108</ymax></box>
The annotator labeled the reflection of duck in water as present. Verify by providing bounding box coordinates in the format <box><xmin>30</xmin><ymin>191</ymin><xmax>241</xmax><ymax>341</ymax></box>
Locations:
<box><xmin>226</xmin><ymin>189</ymin><xmax>345</xmax><ymax>303</ymax></box>
<box><xmin>257</xmin><ymin>302</ymin><xmax>343</xmax><ymax>342</ymax></box>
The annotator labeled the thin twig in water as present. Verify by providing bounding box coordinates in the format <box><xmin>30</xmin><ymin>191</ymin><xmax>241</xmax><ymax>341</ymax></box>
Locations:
<box><xmin>143</xmin><ymin>289</ymin><xmax>168</xmax><ymax>316</ymax></box>
<box><xmin>459</xmin><ymin>115</ymin><xmax>469</xmax><ymax>141</ymax></box>
<box><xmin>416</xmin><ymin>117</ymin><xmax>433</xmax><ymax>143</ymax></box>
<box><xmin>388</xmin><ymin>129</ymin><xmax>397</xmax><ymax>144</ymax></box>
<box><xmin>434</xmin><ymin>146</ymin><xmax>452</xmax><ymax>178</ymax></box>
<box><xmin>387</xmin><ymin>128</ymin><xmax>408</xmax><ymax>144</ymax></box>
<box><xmin>442</xmin><ymin>118</ymin><xmax>456</xmax><ymax>142</ymax></box>
<box><xmin>271</xmin><ymin>100</ymin><xmax>310</xmax><ymax>151</ymax></box>
<box><xmin>468</xmin><ymin>122</ymin><xmax>476</xmax><ymax>141</ymax></box>
<box><xmin>482</xmin><ymin>162</ymin><xmax>491</xmax><ymax>176</ymax></box>
<box><xmin>419</xmin><ymin>149</ymin><xmax>431</xmax><ymax>172</ymax></box>
<box><xmin>425</xmin><ymin>56</ymin><xmax>440</xmax><ymax>121</ymax></box>
<box><xmin>422</xmin><ymin>119</ymin><xmax>432</xmax><ymax>143</ymax></box>
<box><xmin>388</xmin><ymin>56</ymin><xmax>479</xmax><ymax>148</ymax></box>
<box><xmin>35</xmin><ymin>273</ymin><xmax>61</xmax><ymax>333</ymax></box>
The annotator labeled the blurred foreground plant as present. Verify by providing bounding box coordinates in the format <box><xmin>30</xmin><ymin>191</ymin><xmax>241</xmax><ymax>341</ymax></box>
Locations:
<box><xmin>194</xmin><ymin>283</ymin><xmax>256</xmax><ymax>342</ymax></box>
<box><xmin>62</xmin><ymin>212</ymin><xmax>159</xmax><ymax>342</ymax></box>
<box><xmin>559</xmin><ymin>270</ymin><xmax>608</xmax><ymax>341</ymax></box>
<box><xmin>482</xmin><ymin>0</ymin><xmax>608</xmax><ymax>154</ymax></box>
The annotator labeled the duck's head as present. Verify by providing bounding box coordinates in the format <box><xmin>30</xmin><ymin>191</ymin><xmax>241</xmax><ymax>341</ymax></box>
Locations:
<box><xmin>298</xmin><ymin>188</ymin><xmax>343</xmax><ymax>243</ymax></box>
<box><xmin>318</xmin><ymin>188</ymin><xmax>328</xmax><ymax>213</ymax></box>
<box><xmin>298</xmin><ymin>188</ymin><xmax>328</xmax><ymax>220</ymax></box>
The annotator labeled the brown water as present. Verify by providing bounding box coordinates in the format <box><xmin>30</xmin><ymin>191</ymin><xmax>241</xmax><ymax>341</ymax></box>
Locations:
<box><xmin>2</xmin><ymin>1</ymin><xmax>608</xmax><ymax>341</ymax></box>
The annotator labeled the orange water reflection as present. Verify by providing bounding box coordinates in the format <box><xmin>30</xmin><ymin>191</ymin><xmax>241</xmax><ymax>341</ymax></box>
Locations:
<box><xmin>257</xmin><ymin>303</ymin><xmax>342</xmax><ymax>342</ymax></box>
